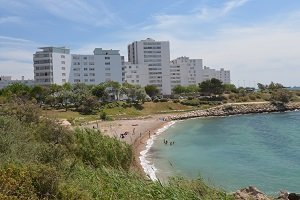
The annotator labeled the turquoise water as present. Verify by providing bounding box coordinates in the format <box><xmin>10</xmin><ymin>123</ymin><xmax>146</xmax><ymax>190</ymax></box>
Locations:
<box><xmin>150</xmin><ymin>111</ymin><xmax>300</xmax><ymax>194</ymax></box>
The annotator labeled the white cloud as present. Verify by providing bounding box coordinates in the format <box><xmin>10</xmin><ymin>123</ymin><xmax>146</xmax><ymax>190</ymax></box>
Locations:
<box><xmin>0</xmin><ymin>16</ymin><xmax>21</xmax><ymax>24</ymax></box>
<box><xmin>33</xmin><ymin>0</ymin><xmax>118</xmax><ymax>26</ymax></box>
<box><xmin>0</xmin><ymin>36</ymin><xmax>39</xmax><ymax>79</ymax></box>
<box><xmin>222</xmin><ymin>0</ymin><xmax>249</xmax><ymax>15</ymax></box>
<box><xmin>144</xmin><ymin>0</ymin><xmax>250</xmax><ymax>31</ymax></box>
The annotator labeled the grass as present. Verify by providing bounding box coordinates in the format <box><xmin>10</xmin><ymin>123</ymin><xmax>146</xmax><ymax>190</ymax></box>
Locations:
<box><xmin>42</xmin><ymin>102</ymin><xmax>199</xmax><ymax>122</ymax></box>
<box><xmin>0</xmin><ymin>102</ymin><xmax>234</xmax><ymax>200</ymax></box>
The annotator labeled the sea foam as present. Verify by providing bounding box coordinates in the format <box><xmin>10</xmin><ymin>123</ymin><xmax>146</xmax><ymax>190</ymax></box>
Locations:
<box><xmin>139</xmin><ymin>121</ymin><xmax>176</xmax><ymax>181</ymax></box>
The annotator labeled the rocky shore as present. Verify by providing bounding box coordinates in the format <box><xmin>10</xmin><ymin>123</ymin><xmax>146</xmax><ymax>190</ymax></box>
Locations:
<box><xmin>168</xmin><ymin>102</ymin><xmax>300</xmax><ymax>121</ymax></box>
<box><xmin>233</xmin><ymin>186</ymin><xmax>300</xmax><ymax>200</ymax></box>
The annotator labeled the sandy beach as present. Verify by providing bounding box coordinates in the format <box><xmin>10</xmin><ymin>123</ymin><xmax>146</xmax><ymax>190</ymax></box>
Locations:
<box><xmin>85</xmin><ymin>115</ymin><xmax>170</xmax><ymax>177</ymax></box>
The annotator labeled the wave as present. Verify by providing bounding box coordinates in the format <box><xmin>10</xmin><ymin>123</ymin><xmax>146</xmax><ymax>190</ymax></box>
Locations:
<box><xmin>139</xmin><ymin>121</ymin><xmax>176</xmax><ymax>181</ymax></box>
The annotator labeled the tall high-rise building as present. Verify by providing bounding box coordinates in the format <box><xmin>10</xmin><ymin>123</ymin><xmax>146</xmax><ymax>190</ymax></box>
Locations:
<box><xmin>127</xmin><ymin>38</ymin><xmax>171</xmax><ymax>94</ymax></box>
<box><xmin>33</xmin><ymin>47</ymin><xmax>71</xmax><ymax>85</ymax></box>
<box><xmin>69</xmin><ymin>48</ymin><xmax>122</xmax><ymax>84</ymax></box>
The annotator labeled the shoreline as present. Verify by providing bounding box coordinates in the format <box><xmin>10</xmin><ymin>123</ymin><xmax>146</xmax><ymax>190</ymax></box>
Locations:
<box><xmin>85</xmin><ymin>102</ymin><xmax>300</xmax><ymax>181</ymax></box>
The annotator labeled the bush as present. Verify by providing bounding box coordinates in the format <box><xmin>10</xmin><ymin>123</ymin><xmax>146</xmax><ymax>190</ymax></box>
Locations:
<box><xmin>159</xmin><ymin>98</ymin><xmax>168</xmax><ymax>102</ymax></box>
<box><xmin>100</xmin><ymin>111</ymin><xmax>109</xmax><ymax>121</ymax></box>
<box><xmin>181</xmin><ymin>99</ymin><xmax>200</xmax><ymax>106</ymax></box>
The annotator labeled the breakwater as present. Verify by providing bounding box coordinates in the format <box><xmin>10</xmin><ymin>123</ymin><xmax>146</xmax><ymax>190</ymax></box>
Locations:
<box><xmin>169</xmin><ymin>102</ymin><xmax>300</xmax><ymax>120</ymax></box>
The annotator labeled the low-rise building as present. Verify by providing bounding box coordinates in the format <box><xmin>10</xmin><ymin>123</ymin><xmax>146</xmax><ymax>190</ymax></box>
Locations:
<box><xmin>0</xmin><ymin>76</ymin><xmax>35</xmax><ymax>89</ymax></box>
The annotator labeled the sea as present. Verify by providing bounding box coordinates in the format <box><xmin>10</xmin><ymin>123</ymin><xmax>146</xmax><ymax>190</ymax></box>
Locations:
<box><xmin>140</xmin><ymin>111</ymin><xmax>300</xmax><ymax>195</ymax></box>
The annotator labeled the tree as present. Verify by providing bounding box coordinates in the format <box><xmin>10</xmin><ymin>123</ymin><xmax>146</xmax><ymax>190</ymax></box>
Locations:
<box><xmin>271</xmin><ymin>89</ymin><xmax>291</xmax><ymax>104</ymax></box>
<box><xmin>224</xmin><ymin>84</ymin><xmax>238</xmax><ymax>93</ymax></box>
<box><xmin>121</xmin><ymin>83</ymin><xmax>146</xmax><ymax>103</ymax></box>
<box><xmin>172</xmin><ymin>85</ymin><xmax>186</xmax><ymax>94</ymax></box>
<box><xmin>91</xmin><ymin>84</ymin><xmax>108</xmax><ymax>101</ymax></box>
<box><xmin>144</xmin><ymin>85</ymin><xmax>159</xmax><ymax>98</ymax></box>
<box><xmin>186</xmin><ymin>85</ymin><xmax>199</xmax><ymax>94</ymax></box>
<box><xmin>257</xmin><ymin>83</ymin><xmax>267</xmax><ymax>91</ymax></box>
<box><xmin>30</xmin><ymin>85</ymin><xmax>46</xmax><ymax>107</ymax></box>
<box><xmin>105</xmin><ymin>81</ymin><xmax>121</xmax><ymax>101</ymax></box>
<box><xmin>268</xmin><ymin>82</ymin><xmax>284</xmax><ymax>90</ymax></box>
<box><xmin>3</xmin><ymin>83</ymin><xmax>31</xmax><ymax>100</ymax></box>
<box><xmin>199</xmin><ymin>78</ymin><xmax>224</xmax><ymax>95</ymax></box>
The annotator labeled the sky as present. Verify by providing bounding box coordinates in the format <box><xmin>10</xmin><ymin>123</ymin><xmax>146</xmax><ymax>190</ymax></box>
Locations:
<box><xmin>0</xmin><ymin>0</ymin><xmax>300</xmax><ymax>87</ymax></box>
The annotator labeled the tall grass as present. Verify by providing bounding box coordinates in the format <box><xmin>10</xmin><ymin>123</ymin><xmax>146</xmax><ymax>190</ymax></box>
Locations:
<box><xmin>0</xmin><ymin>102</ymin><xmax>233</xmax><ymax>199</ymax></box>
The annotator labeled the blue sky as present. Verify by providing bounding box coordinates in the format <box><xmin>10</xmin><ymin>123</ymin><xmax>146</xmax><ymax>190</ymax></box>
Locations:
<box><xmin>1</xmin><ymin>0</ymin><xmax>300</xmax><ymax>87</ymax></box>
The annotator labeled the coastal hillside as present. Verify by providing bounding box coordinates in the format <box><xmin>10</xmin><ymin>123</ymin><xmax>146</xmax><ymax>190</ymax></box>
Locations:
<box><xmin>0</xmin><ymin>100</ymin><xmax>232</xmax><ymax>199</ymax></box>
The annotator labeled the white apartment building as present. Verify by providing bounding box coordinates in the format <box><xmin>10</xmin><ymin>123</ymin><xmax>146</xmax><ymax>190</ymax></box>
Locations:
<box><xmin>0</xmin><ymin>76</ymin><xmax>35</xmax><ymax>89</ymax></box>
<box><xmin>33</xmin><ymin>47</ymin><xmax>71</xmax><ymax>85</ymax></box>
<box><xmin>128</xmin><ymin>38</ymin><xmax>171</xmax><ymax>95</ymax></box>
<box><xmin>215</xmin><ymin>68</ymin><xmax>230</xmax><ymax>84</ymax></box>
<box><xmin>122</xmin><ymin>62</ymin><xmax>149</xmax><ymax>86</ymax></box>
<box><xmin>69</xmin><ymin>48</ymin><xmax>122</xmax><ymax>84</ymax></box>
<box><xmin>169</xmin><ymin>57</ymin><xmax>203</xmax><ymax>89</ymax></box>
<box><xmin>202</xmin><ymin>66</ymin><xmax>231</xmax><ymax>84</ymax></box>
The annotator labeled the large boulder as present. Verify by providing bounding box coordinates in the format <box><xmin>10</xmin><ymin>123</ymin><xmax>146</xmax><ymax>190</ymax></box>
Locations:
<box><xmin>234</xmin><ymin>186</ymin><xmax>272</xmax><ymax>200</ymax></box>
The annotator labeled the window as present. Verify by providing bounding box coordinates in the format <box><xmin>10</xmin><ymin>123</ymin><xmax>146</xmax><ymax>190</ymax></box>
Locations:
<box><xmin>83</xmin><ymin>56</ymin><xmax>87</xmax><ymax>60</ymax></box>
<box><xmin>89</xmin><ymin>73</ymin><xmax>95</xmax><ymax>76</ymax></box>
<box><xmin>84</xmin><ymin>79</ymin><xmax>88</xmax><ymax>82</ymax></box>
<box><xmin>62</xmin><ymin>79</ymin><xmax>66</xmax><ymax>83</ymax></box>
<box><xmin>62</xmin><ymin>73</ymin><xmax>66</xmax><ymax>76</ymax></box>
<box><xmin>89</xmin><ymin>68</ymin><xmax>95</xmax><ymax>71</ymax></box>
<box><xmin>73</xmin><ymin>68</ymin><xmax>80</xmax><ymax>71</ymax></box>
<box><xmin>105</xmin><ymin>68</ymin><xmax>110</xmax><ymax>71</ymax></box>
<box><xmin>74</xmin><ymin>79</ymin><xmax>81</xmax><ymax>83</ymax></box>
<box><xmin>61</xmin><ymin>67</ymin><xmax>66</xmax><ymax>70</ymax></box>
<box><xmin>105</xmin><ymin>57</ymin><xmax>110</xmax><ymax>60</ymax></box>
<box><xmin>61</xmin><ymin>55</ymin><xmax>65</xmax><ymax>58</ymax></box>
<box><xmin>105</xmin><ymin>73</ymin><xmax>111</xmax><ymax>76</ymax></box>
<box><xmin>89</xmin><ymin>62</ymin><xmax>94</xmax><ymax>65</ymax></box>
<box><xmin>61</xmin><ymin>61</ymin><xmax>65</xmax><ymax>64</ymax></box>
<box><xmin>84</xmin><ymin>68</ymin><xmax>88</xmax><ymax>71</ymax></box>
<box><xmin>136</xmin><ymin>75</ymin><xmax>139</xmax><ymax>78</ymax></box>
<box><xmin>90</xmin><ymin>79</ymin><xmax>95</xmax><ymax>82</ymax></box>
<box><xmin>105</xmin><ymin>62</ymin><xmax>110</xmax><ymax>65</ymax></box>
<box><xmin>131</xmin><ymin>80</ymin><xmax>134</xmax><ymax>83</ymax></box>
<box><xmin>83</xmin><ymin>62</ymin><xmax>87</xmax><ymax>65</ymax></box>
<box><xmin>84</xmin><ymin>73</ymin><xmax>88</xmax><ymax>76</ymax></box>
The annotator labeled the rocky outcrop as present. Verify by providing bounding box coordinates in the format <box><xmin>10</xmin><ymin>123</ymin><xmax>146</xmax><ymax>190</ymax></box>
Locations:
<box><xmin>233</xmin><ymin>186</ymin><xmax>272</xmax><ymax>200</ymax></box>
<box><xmin>233</xmin><ymin>188</ymin><xmax>300</xmax><ymax>200</ymax></box>
<box><xmin>169</xmin><ymin>102</ymin><xmax>300</xmax><ymax>121</ymax></box>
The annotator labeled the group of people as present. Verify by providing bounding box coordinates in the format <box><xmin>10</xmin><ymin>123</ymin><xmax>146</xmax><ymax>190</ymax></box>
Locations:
<box><xmin>163</xmin><ymin>139</ymin><xmax>175</xmax><ymax>146</ymax></box>
<box><xmin>120</xmin><ymin>131</ymin><xmax>129</xmax><ymax>139</ymax></box>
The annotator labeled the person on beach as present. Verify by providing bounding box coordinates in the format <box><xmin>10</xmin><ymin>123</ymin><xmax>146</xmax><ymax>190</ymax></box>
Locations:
<box><xmin>148</xmin><ymin>131</ymin><xmax>150</xmax><ymax>138</ymax></box>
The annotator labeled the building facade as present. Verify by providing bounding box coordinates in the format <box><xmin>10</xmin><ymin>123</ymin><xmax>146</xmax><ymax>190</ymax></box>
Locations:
<box><xmin>69</xmin><ymin>48</ymin><xmax>122</xmax><ymax>84</ymax></box>
<box><xmin>202</xmin><ymin>66</ymin><xmax>231</xmax><ymax>84</ymax></box>
<box><xmin>122</xmin><ymin>62</ymin><xmax>149</xmax><ymax>86</ymax></box>
<box><xmin>128</xmin><ymin>38</ymin><xmax>171</xmax><ymax>95</ymax></box>
<box><xmin>169</xmin><ymin>57</ymin><xmax>203</xmax><ymax>89</ymax></box>
<box><xmin>33</xmin><ymin>47</ymin><xmax>71</xmax><ymax>85</ymax></box>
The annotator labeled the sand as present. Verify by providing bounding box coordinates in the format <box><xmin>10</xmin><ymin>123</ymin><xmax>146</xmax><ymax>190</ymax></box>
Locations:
<box><xmin>84</xmin><ymin>115</ymin><xmax>169</xmax><ymax>177</ymax></box>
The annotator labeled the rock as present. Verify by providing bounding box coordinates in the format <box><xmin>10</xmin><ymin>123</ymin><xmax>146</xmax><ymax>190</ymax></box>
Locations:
<box><xmin>233</xmin><ymin>186</ymin><xmax>272</xmax><ymax>200</ymax></box>
<box><xmin>277</xmin><ymin>191</ymin><xmax>289</xmax><ymax>200</ymax></box>
<box><xmin>288</xmin><ymin>193</ymin><xmax>300</xmax><ymax>200</ymax></box>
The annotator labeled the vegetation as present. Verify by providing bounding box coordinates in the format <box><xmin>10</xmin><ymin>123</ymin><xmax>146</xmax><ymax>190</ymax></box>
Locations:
<box><xmin>0</xmin><ymin>100</ymin><xmax>233</xmax><ymax>199</ymax></box>
<box><xmin>144</xmin><ymin>85</ymin><xmax>160</xmax><ymax>98</ymax></box>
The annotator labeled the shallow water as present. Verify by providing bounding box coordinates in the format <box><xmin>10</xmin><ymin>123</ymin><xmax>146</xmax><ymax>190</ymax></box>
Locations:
<box><xmin>150</xmin><ymin>111</ymin><xmax>300</xmax><ymax>194</ymax></box>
